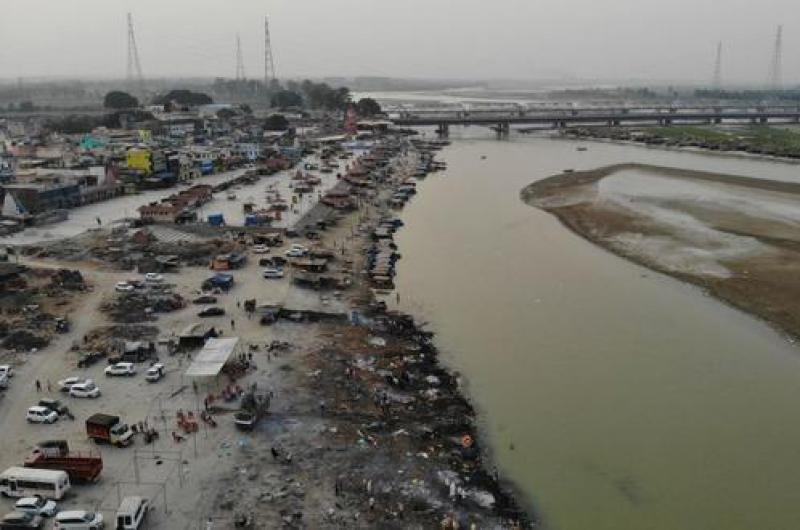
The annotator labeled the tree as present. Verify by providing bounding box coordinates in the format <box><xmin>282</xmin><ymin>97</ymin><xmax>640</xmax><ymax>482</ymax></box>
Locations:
<box><xmin>356</xmin><ymin>98</ymin><xmax>382</xmax><ymax>117</ymax></box>
<box><xmin>104</xmin><ymin>91</ymin><xmax>139</xmax><ymax>110</ymax></box>
<box><xmin>264</xmin><ymin>114</ymin><xmax>289</xmax><ymax>131</ymax></box>
<box><xmin>271</xmin><ymin>90</ymin><xmax>304</xmax><ymax>109</ymax></box>
<box><xmin>153</xmin><ymin>90</ymin><xmax>213</xmax><ymax>107</ymax></box>
<box><xmin>216</xmin><ymin>108</ymin><xmax>237</xmax><ymax>120</ymax></box>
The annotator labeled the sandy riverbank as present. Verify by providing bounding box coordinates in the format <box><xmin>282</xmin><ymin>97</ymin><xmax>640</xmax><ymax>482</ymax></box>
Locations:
<box><xmin>521</xmin><ymin>162</ymin><xmax>800</xmax><ymax>341</ymax></box>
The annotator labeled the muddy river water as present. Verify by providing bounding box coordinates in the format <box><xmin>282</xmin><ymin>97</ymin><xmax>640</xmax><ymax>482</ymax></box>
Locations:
<box><xmin>391</xmin><ymin>132</ymin><xmax>800</xmax><ymax>530</ymax></box>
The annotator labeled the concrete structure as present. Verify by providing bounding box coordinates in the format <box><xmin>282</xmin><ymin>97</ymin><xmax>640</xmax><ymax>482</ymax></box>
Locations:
<box><xmin>393</xmin><ymin>105</ymin><xmax>800</xmax><ymax>135</ymax></box>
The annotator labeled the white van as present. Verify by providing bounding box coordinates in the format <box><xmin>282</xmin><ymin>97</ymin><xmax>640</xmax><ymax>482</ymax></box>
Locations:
<box><xmin>0</xmin><ymin>467</ymin><xmax>71</xmax><ymax>500</ymax></box>
<box><xmin>116</xmin><ymin>496</ymin><xmax>149</xmax><ymax>529</ymax></box>
<box><xmin>54</xmin><ymin>510</ymin><xmax>103</xmax><ymax>529</ymax></box>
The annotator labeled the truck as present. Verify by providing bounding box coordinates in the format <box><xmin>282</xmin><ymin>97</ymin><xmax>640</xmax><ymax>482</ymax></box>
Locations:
<box><xmin>85</xmin><ymin>413</ymin><xmax>133</xmax><ymax>447</ymax></box>
<box><xmin>234</xmin><ymin>386</ymin><xmax>271</xmax><ymax>431</ymax></box>
<box><xmin>24</xmin><ymin>440</ymin><xmax>102</xmax><ymax>483</ymax></box>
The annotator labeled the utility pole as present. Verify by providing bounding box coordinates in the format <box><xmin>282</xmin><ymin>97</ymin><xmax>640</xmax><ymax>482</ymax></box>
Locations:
<box><xmin>264</xmin><ymin>16</ymin><xmax>276</xmax><ymax>91</ymax></box>
<box><xmin>768</xmin><ymin>25</ymin><xmax>783</xmax><ymax>90</ymax></box>
<box><xmin>712</xmin><ymin>41</ymin><xmax>722</xmax><ymax>89</ymax></box>
<box><xmin>126</xmin><ymin>13</ymin><xmax>145</xmax><ymax>94</ymax></box>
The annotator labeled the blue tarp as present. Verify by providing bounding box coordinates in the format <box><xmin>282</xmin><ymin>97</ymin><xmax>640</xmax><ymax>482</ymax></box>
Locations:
<box><xmin>207</xmin><ymin>214</ymin><xmax>225</xmax><ymax>226</ymax></box>
<box><xmin>207</xmin><ymin>273</ymin><xmax>234</xmax><ymax>288</ymax></box>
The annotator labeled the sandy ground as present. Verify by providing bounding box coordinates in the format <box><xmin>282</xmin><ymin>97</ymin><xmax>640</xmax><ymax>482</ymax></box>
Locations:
<box><xmin>0</xmin><ymin>147</ymin><xmax>529</xmax><ymax>529</ymax></box>
<box><xmin>522</xmin><ymin>162</ymin><xmax>800</xmax><ymax>341</ymax></box>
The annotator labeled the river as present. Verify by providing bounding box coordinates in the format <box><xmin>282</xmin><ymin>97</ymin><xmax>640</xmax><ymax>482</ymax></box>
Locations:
<box><xmin>390</xmin><ymin>131</ymin><xmax>800</xmax><ymax>530</ymax></box>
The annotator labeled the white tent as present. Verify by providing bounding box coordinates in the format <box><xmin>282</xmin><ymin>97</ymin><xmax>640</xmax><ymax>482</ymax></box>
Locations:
<box><xmin>184</xmin><ymin>337</ymin><xmax>239</xmax><ymax>378</ymax></box>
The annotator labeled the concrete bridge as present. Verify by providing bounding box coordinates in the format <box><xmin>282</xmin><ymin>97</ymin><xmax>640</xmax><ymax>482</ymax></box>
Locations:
<box><xmin>392</xmin><ymin>106</ymin><xmax>800</xmax><ymax>136</ymax></box>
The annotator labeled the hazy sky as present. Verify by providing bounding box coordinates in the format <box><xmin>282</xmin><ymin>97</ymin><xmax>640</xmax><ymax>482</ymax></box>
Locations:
<box><xmin>0</xmin><ymin>0</ymin><xmax>797</xmax><ymax>85</ymax></box>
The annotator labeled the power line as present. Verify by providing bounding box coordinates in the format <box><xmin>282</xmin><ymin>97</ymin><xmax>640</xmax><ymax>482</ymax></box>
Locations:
<box><xmin>768</xmin><ymin>25</ymin><xmax>783</xmax><ymax>89</ymax></box>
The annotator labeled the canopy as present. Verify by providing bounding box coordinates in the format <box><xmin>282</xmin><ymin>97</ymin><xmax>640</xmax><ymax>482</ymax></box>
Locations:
<box><xmin>184</xmin><ymin>337</ymin><xmax>239</xmax><ymax>377</ymax></box>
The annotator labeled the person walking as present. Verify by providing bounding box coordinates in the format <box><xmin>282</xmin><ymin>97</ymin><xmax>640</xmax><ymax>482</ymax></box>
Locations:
<box><xmin>35</xmin><ymin>380</ymin><xmax>41</xmax><ymax>392</ymax></box>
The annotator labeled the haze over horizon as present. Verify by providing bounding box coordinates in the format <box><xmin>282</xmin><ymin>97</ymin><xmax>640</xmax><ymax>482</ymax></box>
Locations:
<box><xmin>0</xmin><ymin>0</ymin><xmax>797</xmax><ymax>86</ymax></box>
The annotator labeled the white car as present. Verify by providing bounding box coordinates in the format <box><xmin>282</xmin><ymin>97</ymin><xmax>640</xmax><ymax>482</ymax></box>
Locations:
<box><xmin>263</xmin><ymin>268</ymin><xmax>284</xmax><ymax>279</ymax></box>
<box><xmin>0</xmin><ymin>364</ymin><xmax>13</xmax><ymax>378</ymax></box>
<box><xmin>105</xmin><ymin>362</ymin><xmax>136</xmax><ymax>377</ymax></box>
<box><xmin>252</xmin><ymin>245</ymin><xmax>270</xmax><ymax>254</ymax></box>
<box><xmin>69</xmin><ymin>381</ymin><xmax>100</xmax><ymax>399</ymax></box>
<box><xmin>27</xmin><ymin>405</ymin><xmax>59</xmax><ymax>424</ymax></box>
<box><xmin>285</xmin><ymin>248</ymin><xmax>307</xmax><ymax>258</ymax></box>
<box><xmin>16</xmin><ymin>495</ymin><xmax>58</xmax><ymax>517</ymax></box>
<box><xmin>115</xmin><ymin>281</ymin><xmax>134</xmax><ymax>293</ymax></box>
<box><xmin>144</xmin><ymin>273</ymin><xmax>164</xmax><ymax>284</ymax></box>
<box><xmin>57</xmin><ymin>377</ymin><xmax>85</xmax><ymax>393</ymax></box>
<box><xmin>54</xmin><ymin>510</ymin><xmax>104</xmax><ymax>529</ymax></box>
<box><xmin>145</xmin><ymin>363</ymin><xmax>165</xmax><ymax>382</ymax></box>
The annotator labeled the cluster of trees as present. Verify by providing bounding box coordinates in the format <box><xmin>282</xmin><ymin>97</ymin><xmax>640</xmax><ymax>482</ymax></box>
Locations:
<box><xmin>103</xmin><ymin>91</ymin><xmax>139</xmax><ymax>109</ymax></box>
<box><xmin>268</xmin><ymin>80</ymin><xmax>351</xmax><ymax>111</ymax></box>
<box><xmin>264</xmin><ymin>114</ymin><xmax>290</xmax><ymax>131</ymax></box>
<box><xmin>103</xmin><ymin>89</ymin><xmax>215</xmax><ymax>111</ymax></box>
<box><xmin>268</xmin><ymin>80</ymin><xmax>382</xmax><ymax>116</ymax></box>
<box><xmin>46</xmin><ymin>110</ymin><xmax>155</xmax><ymax>134</ymax></box>
<box><xmin>1</xmin><ymin>101</ymin><xmax>38</xmax><ymax>112</ymax></box>
<box><xmin>152</xmin><ymin>89</ymin><xmax>213</xmax><ymax>107</ymax></box>
<box><xmin>695</xmin><ymin>89</ymin><xmax>800</xmax><ymax>101</ymax></box>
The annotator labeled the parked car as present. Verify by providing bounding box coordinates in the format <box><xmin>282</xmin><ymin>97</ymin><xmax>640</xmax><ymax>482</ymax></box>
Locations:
<box><xmin>57</xmin><ymin>377</ymin><xmax>85</xmax><ymax>393</ymax></box>
<box><xmin>262</xmin><ymin>268</ymin><xmax>284</xmax><ymax>279</ymax></box>
<box><xmin>68</xmin><ymin>382</ymin><xmax>100</xmax><ymax>399</ymax></box>
<box><xmin>143</xmin><ymin>273</ymin><xmax>164</xmax><ymax>284</ymax></box>
<box><xmin>53</xmin><ymin>510</ymin><xmax>103</xmax><ymax>529</ymax></box>
<box><xmin>37</xmin><ymin>399</ymin><xmax>70</xmax><ymax>417</ymax></box>
<box><xmin>198</xmin><ymin>307</ymin><xmax>225</xmax><ymax>318</ymax></box>
<box><xmin>114</xmin><ymin>282</ymin><xmax>134</xmax><ymax>293</ymax></box>
<box><xmin>76</xmin><ymin>352</ymin><xmax>104</xmax><ymax>368</ymax></box>
<box><xmin>144</xmin><ymin>364</ymin><xmax>165</xmax><ymax>382</ymax></box>
<box><xmin>0</xmin><ymin>365</ymin><xmax>14</xmax><ymax>378</ymax></box>
<box><xmin>26</xmin><ymin>406</ymin><xmax>58</xmax><ymax>424</ymax></box>
<box><xmin>0</xmin><ymin>511</ymin><xmax>43</xmax><ymax>529</ymax></box>
<box><xmin>251</xmin><ymin>245</ymin><xmax>270</xmax><ymax>254</ymax></box>
<box><xmin>284</xmin><ymin>248</ymin><xmax>307</xmax><ymax>258</ymax></box>
<box><xmin>192</xmin><ymin>295</ymin><xmax>217</xmax><ymax>305</ymax></box>
<box><xmin>15</xmin><ymin>496</ymin><xmax>57</xmax><ymax>517</ymax></box>
<box><xmin>104</xmin><ymin>363</ymin><xmax>136</xmax><ymax>377</ymax></box>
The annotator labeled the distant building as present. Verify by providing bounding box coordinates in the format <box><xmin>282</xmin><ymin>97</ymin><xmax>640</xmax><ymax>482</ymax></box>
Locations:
<box><xmin>138</xmin><ymin>203</ymin><xmax>184</xmax><ymax>223</ymax></box>
<box><xmin>126</xmin><ymin>148</ymin><xmax>167</xmax><ymax>176</ymax></box>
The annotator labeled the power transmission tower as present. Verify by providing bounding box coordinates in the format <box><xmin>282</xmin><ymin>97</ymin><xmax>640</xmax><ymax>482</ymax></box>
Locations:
<box><xmin>768</xmin><ymin>25</ymin><xmax>783</xmax><ymax>89</ymax></box>
<box><xmin>126</xmin><ymin>13</ymin><xmax>144</xmax><ymax>92</ymax></box>
<box><xmin>235</xmin><ymin>33</ymin><xmax>246</xmax><ymax>81</ymax></box>
<box><xmin>712</xmin><ymin>41</ymin><xmax>722</xmax><ymax>89</ymax></box>
<box><xmin>264</xmin><ymin>16</ymin><xmax>277</xmax><ymax>90</ymax></box>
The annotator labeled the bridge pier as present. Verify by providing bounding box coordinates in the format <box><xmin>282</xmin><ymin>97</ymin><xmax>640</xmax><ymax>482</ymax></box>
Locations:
<box><xmin>495</xmin><ymin>122</ymin><xmax>510</xmax><ymax>139</ymax></box>
<box><xmin>436</xmin><ymin>123</ymin><xmax>449</xmax><ymax>137</ymax></box>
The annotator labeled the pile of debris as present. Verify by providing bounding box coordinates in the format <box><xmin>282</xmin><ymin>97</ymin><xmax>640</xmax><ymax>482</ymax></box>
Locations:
<box><xmin>48</xmin><ymin>269</ymin><xmax>85</xmax><ymax>291</ymax></box>
<box><xmin>102</xmin><ymin>292</ymin><xmax>186</xmax><ymax>323</ymax></box>
<box><xmin>2</xmin><ymin>329</ymin><xmax>49</xmax><ymax>352</ymax></box>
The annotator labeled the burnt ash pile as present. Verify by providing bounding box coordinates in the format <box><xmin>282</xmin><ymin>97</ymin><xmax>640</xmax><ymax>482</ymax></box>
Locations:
<box><xmin>101</xmin><ymin>291</ymin><xmax>186</xmax><ymax>323</ymax></box>
<box><xmin>304</xmin><ymin>311</ymin><xmax>532</xmax><ymax>529</ymax></box>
